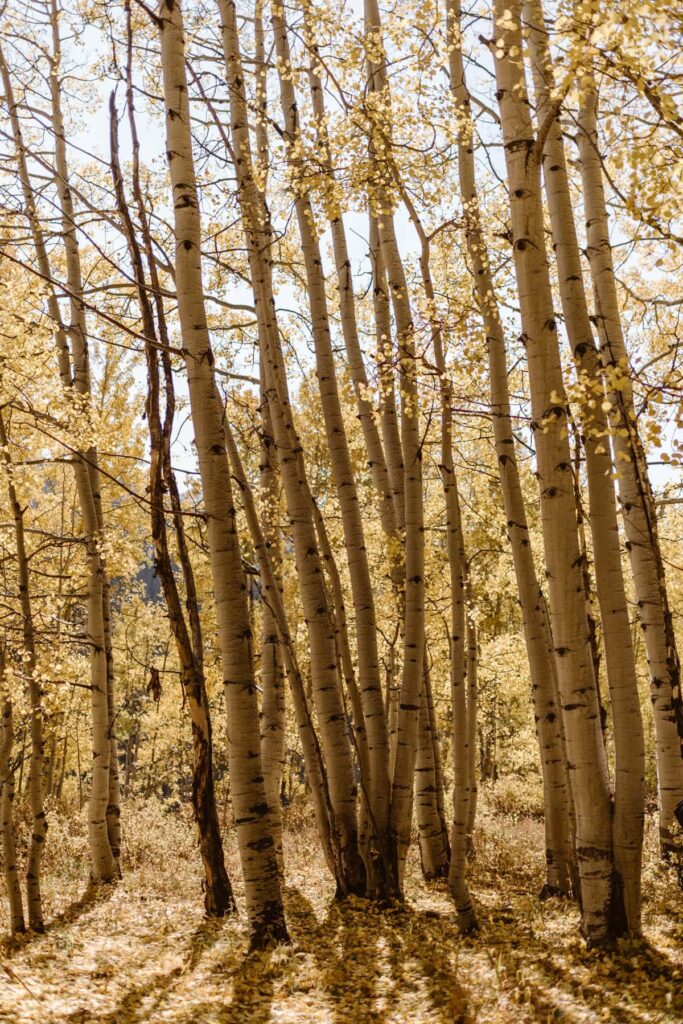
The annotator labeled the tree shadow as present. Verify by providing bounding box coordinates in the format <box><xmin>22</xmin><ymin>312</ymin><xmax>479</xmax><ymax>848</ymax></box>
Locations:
<box><xmin>0</xmin><ymin>882</ymin><xmax>114</xmax><ymax>956</ymax></box>
<box><xmin>378</xmin><ymin>901</ymin><xmax>472</xmax><ymax>1023</ymax></box>
<box><xmin>475</xmin><ymin>896</ymin><xmax>683</xmax><ymax>1024</ymax></box>
<box><xmin>60</xmin><ymin>911</ymin><xmax>233</xmax><ymax>1024</ymax></box>
<box><xmin>63</xmin><ymin>965</ymin><xmax>184</xmax><ymax>1024</ymax></box>
<box><xmin>285</xmin><ymin>886</ymin><xmax>388</xmax><ymax>1023</ymax></box>
<box><xmin>184</xmin><ymin>913</ymin><xmax>230</xmax><ymax>974</ymax></box>
<box><xmin>284</xmin><ymin>885</ymin><xmax>476</xmax><ymax>1024</ymax></box>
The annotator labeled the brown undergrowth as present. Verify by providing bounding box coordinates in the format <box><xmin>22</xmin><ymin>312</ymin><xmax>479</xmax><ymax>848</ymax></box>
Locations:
<box><xmin>0</xmin><ymin>790</ymin><xmax>680</xmax><ymax>1023</ymax></box>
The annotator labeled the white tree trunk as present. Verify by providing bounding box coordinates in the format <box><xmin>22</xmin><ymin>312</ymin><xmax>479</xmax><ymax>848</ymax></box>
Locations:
<box><xmin>524</xmin><ymin>0</ymin><xmax>645</xmax><ymax>931</ymax></box>
<box><xmin>492</xmin><ymin>1</ymin><xmax>619</xmax><ymax>944</ymax></box>
<box><xmin>577</xmin><ymin>77</ymin><xmax>683</xmax><ymax>858</ymax></box>
<box><xmin>159</xmin><ymin>0</ymin><xmax>287</xmax><ymax>948</ymax></box>
<box><xmin>445</xmin><ymin>0</ymin><xmax>573</xmax><ymax>896</ymax></box>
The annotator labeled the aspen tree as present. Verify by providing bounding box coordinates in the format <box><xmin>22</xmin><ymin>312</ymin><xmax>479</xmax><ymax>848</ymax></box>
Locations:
<box><xmin>523</xmin><ymin>0</ymin><xmax>645</xmax><ymax>930</ymax></box>
<box><xmin>492</xmin><ymin>0</ymin><xmax>621</xmax><ymax>944</ymax></box>
<box><xmin>224</xmin><ymin>421</ymin><xmax>341</xmax><ymax>882</ymax></box>
<box><xmin>0</xmin><ymin>649</ymin><xmax>25</xmax><ymax>934</ymax></box>
<box><xmin>158</xmin><ymin>0</ymin><xmax>287</xmax><ymax>947</ymax></box>
<box><xmin>577</xmin><ymin>75</ymin><xmax>683</xmax><ymax>859</ymax></box>
<box><xmin>270</xmin><ymin>0</ymin><xmax>393</xmax><ymax>889</ymax></box>
<box><xmin>258</xmin><ymin>382</ymin><xmax>286</xmax><ymax>875</ymax></box>
<box><xmin>370</xmin><ymin>214</ymin><xmax>405</xmax><ymax>774</ymax></box>
<box><xmin>248</xmin><ymin>1</ymin><xmax>286</xmax><ymax>870</ymax></box>
<box><xmin>0</xmin><ymin>414</ymin><xmax>46</xmax><ymax>930</ymax></box>
<box><xmin>217</xmin><ymin>0</ymin><xmax>365</xmax><ymax>896</ymax></box>
<box><xmin>46</xmin><ymin>0</ymin><xmax>120</xmax><ymax>880</ymax></box>
<box><xmin>445</xmin><ymin>0</ymin><xmax>574</xmax><ymax>896</ymax></box>
<box><xmin>415</xmin><ymin>657</ymin><xmax>450</xmax><ymax>878</ymax></box>
<box><xmin>0</xmin><ymin>37</ymin><xmax>117</xmax><ymax>882</ymax></box>
<box><xmin>363</xmin><ymin>0</ymin><xmax>426</xmax><ymax>892</ymax></box>
<box><xmin>109</xmin><ymin>78</ymin><xmax>234</xmax><ymax>916</ymax></box>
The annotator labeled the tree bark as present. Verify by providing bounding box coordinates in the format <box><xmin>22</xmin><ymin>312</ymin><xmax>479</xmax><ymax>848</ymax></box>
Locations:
<box><xmin>415</xmin><ymin>656</ymin><xmax>450</xmax><ymax>879</ymax></box>
<box><xmin>445</xmin><ymin>0</ymin><xmax>573</xmax><ymax>898</ymax></box>
<box><xmin>0</xmin><ymin>652</ymin><xmax>25</xmax><ymax>935</ymax></box>
<box><xmin>216</xmin><ymin>0</ymin><xmax>364</xmax><ymax>896</ymax></box>
<box><xmin>159</xmin><ymin>0</ymin><xmax>287</xmax><ymax>948</ymax></box>
<box><xmin>0</xmin><ymin>414</ymin><xmax>46</xmax><ymax>930</ymax></box>
<box><xmin>577</xmin><ymin>75</ymin><xmax>683</xmax><ymax>860</ymax></box>
<box><xmin>524</xmin><ymin>0</ymin><xmax>645</xmax><ymax>930</ymax></box>
<box><xmin>492</xmin><ymin>0</ymin><xmax>621</xmax><ymax>944</ymax></box>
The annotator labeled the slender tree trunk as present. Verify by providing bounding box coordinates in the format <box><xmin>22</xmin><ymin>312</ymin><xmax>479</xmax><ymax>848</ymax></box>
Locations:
<box><xmin>109</xmin><ymin>68</ymin><xmax>234</xmax><ymax>917</ymax></box>
<box><xmin>47</xmin><ymin>0</ymin><xmax>118</xmax><ymax>882</ymax></box>
<box><xmin>363</xmin><ymin>0</ymin><xmax>425</xmax><ymax>891</ymax></box>
<box><xmin>524</xmin><ymin>0</ymin><xmax>645</xmax><ymax>930</ymax></box>
<box><xmin>492</xmin><ymin>0</ymin><xmax>621</xmax><ymax>945</ymax></box>
<box><xmin>249</xmin><ymin>6</ymin><xmax>286</xmax><ymax>866</ymax></box>
<box><xmin>370</xmin><ymin>215</ymin><xmax>405</xmax><ymax>534</ymax></box>
<box><xmin>217</xmin><ymin>0</ymin><xmax>364</xmax><ymax>896</ymax></box>
<box><xmin>258</xmin><ymin>375</ymin><xmax>286</xmax><ymax>875</ymax></box>
<box><xmin>45</xmin><ymin>732</ymin><xmax>57</xmax><ymax>799</ymax></box>
<box><xmin>445</xmin><ymin>0</ymin><xmax>573</xmax><ymax>898</ymax></box>
<box><xmin>159</xmin><ymin>0</ymin><xmax>286</xmax><ymax>947</ymax></box>
<box><xmin>0</xmin><ymin>653</ymin><xmax>25</xmax><ymax>935</ymax></box>
<box><xmin>465</xmin><ymin>584</ymin><xmax>478</xmax><ymax>848</ymax></box>
<box><xmin>577</xmin><ymin>76</ymin><xmax>683</xmax><ymax>858</ymax></box>
<box><xmin>270</xmin><ymin>2</ymin><xmax>392</xmax><ymax>891</ymax></box>
<box><xmin>0</xmin><ymin>413</ymin><xmax>46</xmax><ymax>930</ymax></box>
<box><xmin>415</xmin><ymin>657</ymin><xmax>450</xmax><ymax>878</ymax></box>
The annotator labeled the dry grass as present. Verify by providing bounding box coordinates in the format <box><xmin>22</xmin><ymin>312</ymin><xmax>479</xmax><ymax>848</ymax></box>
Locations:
<box><xmin>0</xmin><ymin>793</ymin><xmax>680</xmax><ymax>1023</ymax></box>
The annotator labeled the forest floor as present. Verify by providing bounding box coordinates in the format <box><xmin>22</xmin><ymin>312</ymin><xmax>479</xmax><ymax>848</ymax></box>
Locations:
<box><xmin>0</xmin><ymin>792</ymin><xmax>681</xmax><ymax>1024</ymax></box>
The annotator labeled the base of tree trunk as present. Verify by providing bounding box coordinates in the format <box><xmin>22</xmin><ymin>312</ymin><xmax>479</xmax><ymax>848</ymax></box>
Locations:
<box><xmin>456</xmin><ymin>908</ymin><xmax>479</xmax><ymax>935</ymax></box>
<box><xmin>421</xmin><ymin>863</ymin><xmax>449</xmax><ymax>882</ymax></box>
<box><xmin>204</xmin><ymin>875</ymin><xmax>236</xmax><ymax>917</ymax></box>
<box><xmin>248</xmin><ymin>905</ymin><xmax>290</xmax><ymax>952</ymax></box>
<box><xmin>538</xmin><ymin>882</ymin><xmax>572</xmax><ymax>901</ymax></box>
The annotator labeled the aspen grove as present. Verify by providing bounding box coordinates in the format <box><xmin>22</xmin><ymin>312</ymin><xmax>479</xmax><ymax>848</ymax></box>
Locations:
<box><xmin>0</xmin><ymin>0</ymin><xmax>681</xmax><ymax>1020</ymax></box>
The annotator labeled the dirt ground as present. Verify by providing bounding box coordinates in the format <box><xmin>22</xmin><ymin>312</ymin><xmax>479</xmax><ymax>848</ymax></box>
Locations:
<box><xmin>0</xmin><ymin>798</ymin><xmax>680</xmax><ymax>1023</ymax></box>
